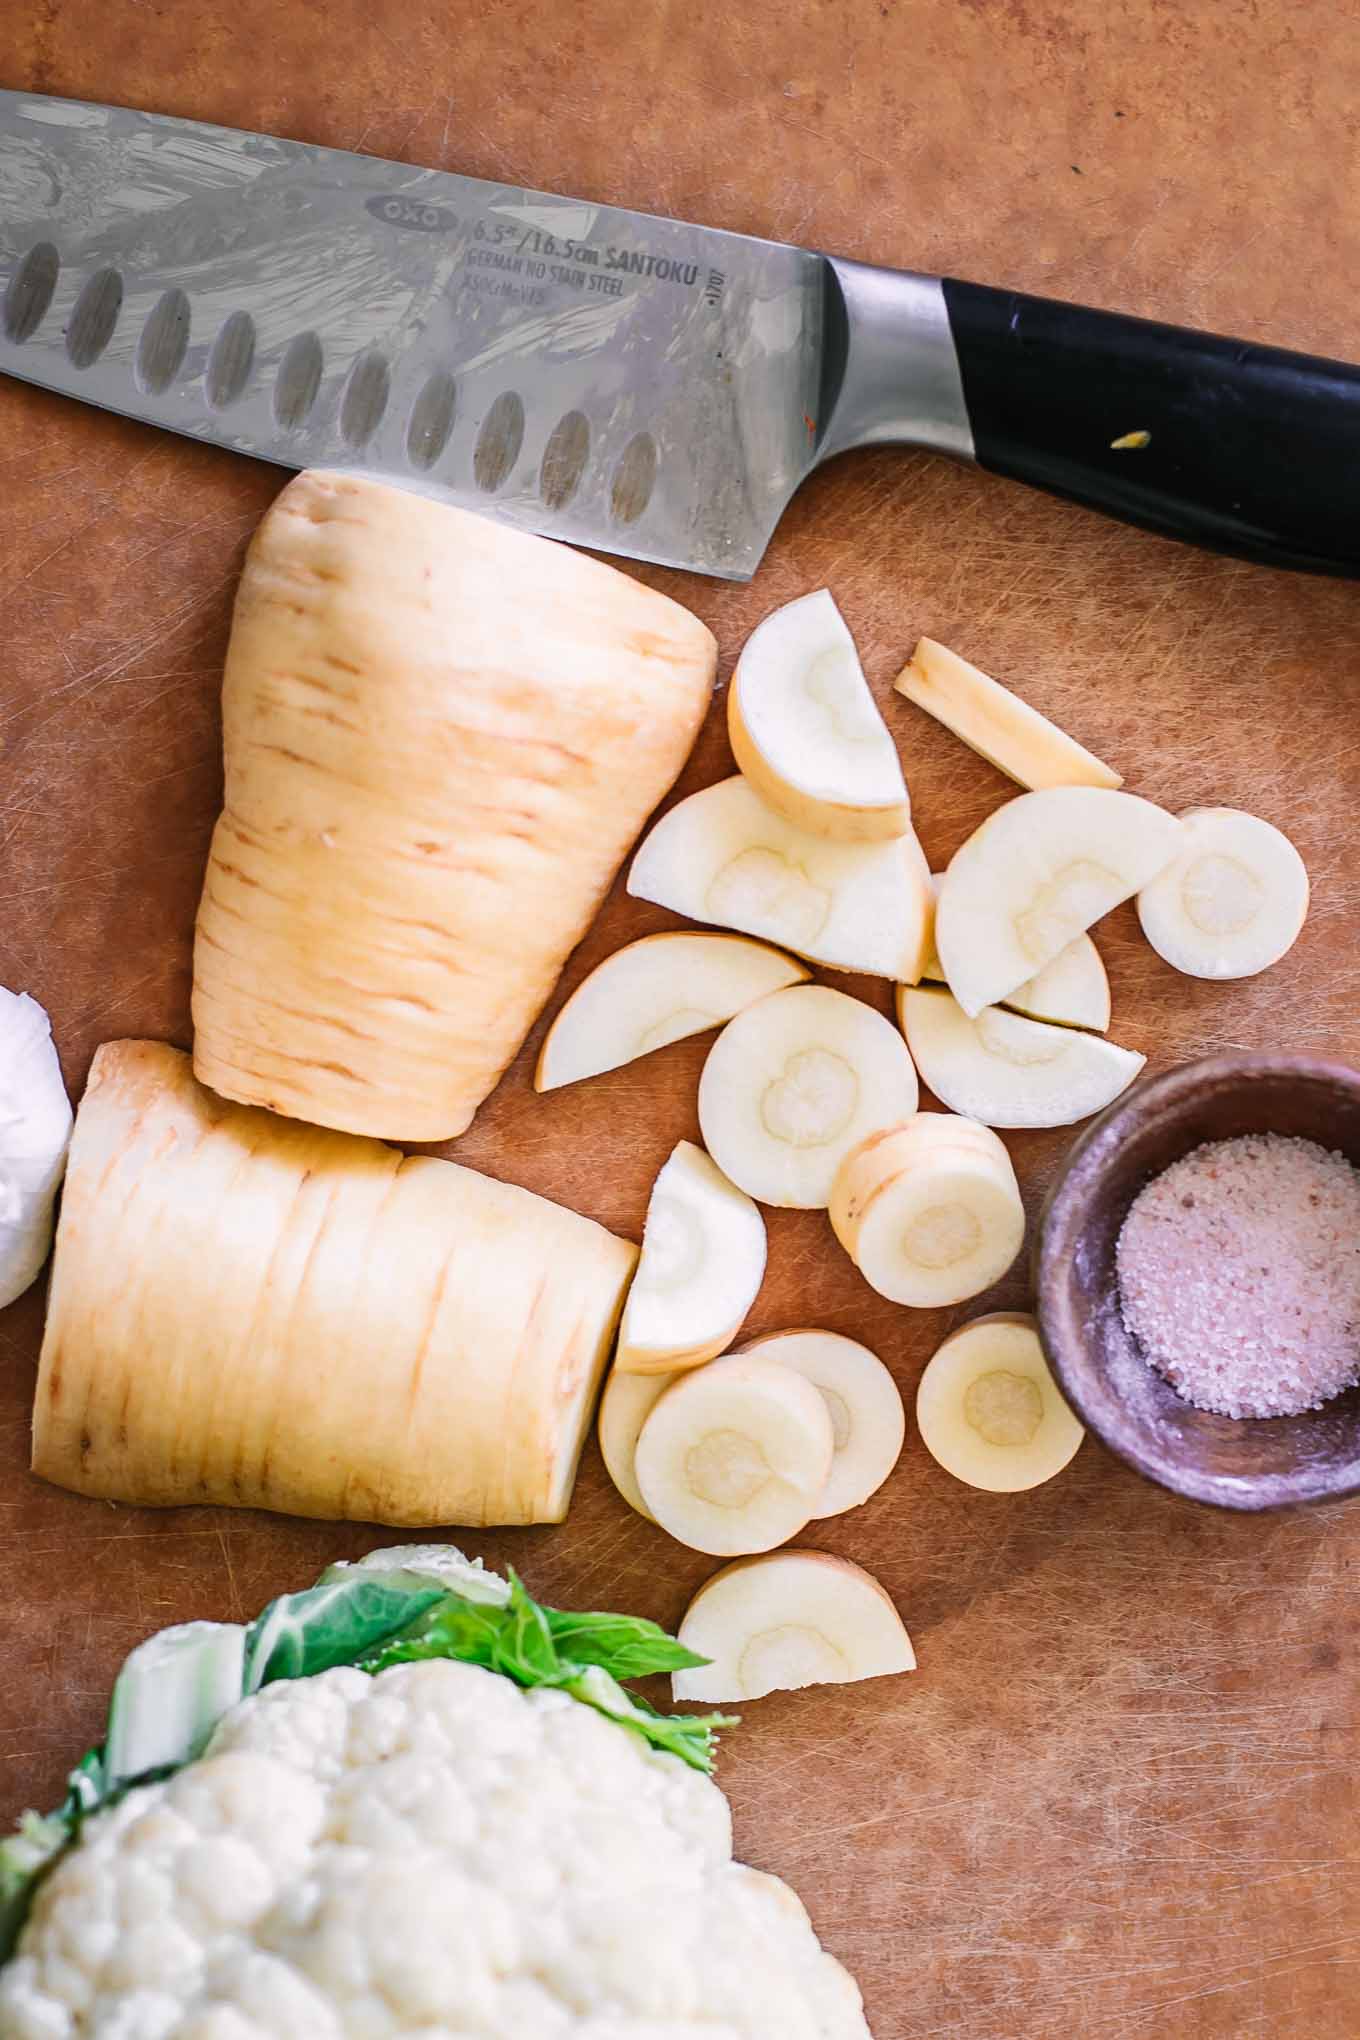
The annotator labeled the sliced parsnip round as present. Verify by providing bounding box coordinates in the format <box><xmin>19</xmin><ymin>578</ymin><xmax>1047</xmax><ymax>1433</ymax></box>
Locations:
<box><xmin>672</xmin><ymin>1550</ymin><xmax>915</xmax><ymax>1701</ymax></box>
<box><xmin>633</xmin><ymin>1352</ymin><xmax>834</xmax><ymax>1555</ymax></box>
<box><xmin>916</xmin><ymin>1311</ymin><xmax>1083</xmax><ymax>1491</ymax></box>
<box><xmin>698</xmin><ymin>984</ymin><xmax>919</xmax><ymax>1209</ymax></box>
<box><xmin>727</xmin><ymin>589</ymin><xmax>910</xmax><ymax>841</ymax></box>
<box><xmin>616</xmin><ymin>1141</ymin><xmax>766</xmax><ymax>1375</ymax></box>
<box><xmin>741</xmin><ymin>1329</ymin><xmax>905</xmax><ymax>1517</ymax></box>
<box><xmin>915</xmin><ymin>875</ymin><xmax>1110</xmax><ymax>1031</ymax></box>
<box><xmin>900</xmin><ymin>986</ymin><xmax>1143</xmax><ymax>1128</ymax></box>
<box><xmin>598</xmin><ymin>1365</ymin><xmax>673</xmax><ymax>1520</ymax></box>
<box><xmin>627</xmin><ymin>776</ymin><xmax>933</xmax><ymax>983</ymax></box>
<box><xmin>829</xmin><ymin>1113</ymin><xmax>1024</xmax><ymax>1307</ymax></box>
<box><xmin>535</xmin><ymin>932</ymin><xmax>809</xmax><ymax>1092</ymax></box>
<box><xmin>1136</xmin><ymin>806</ymin><xmax>1309</xmax><ymax>980</ymax></box>
<box><xmin>935</xmin><ymin>787</ymin><xmax>1184</xmax><ymax>1016</ymax></box>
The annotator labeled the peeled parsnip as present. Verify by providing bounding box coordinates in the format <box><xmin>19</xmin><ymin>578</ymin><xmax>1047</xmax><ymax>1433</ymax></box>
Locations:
<box><xmin>628</xmin><ymin>776</ymin><xmax>934</xmax><ymax>983</ymax></box>
<box><xmin>535</xmin><ymin>933</ymin><xmax>809</xmax><ymax>1092</ymax></box>
<box><xmin>674</xmin><ymin>1552</ymin><xmax>915</xmax><ymax>1702</ymax></box>
<box><xmin>916</xmin><ymin>1312</ymin><xmax>1084</xmax><ymax>1491</ymax></box>
<box><xmin>914</xmin><ymin>874</ymin><xmax>1112</xmax><ymax>1032</ymax></box>
<box><xmin>193</xmin><ymin>471</ymin><xmax>716</xmax><ymax>1142</ymax></box>
<box><xmin>1136</xmin><ymin>807</ymin><xmax>1309</xmax><ymax>979</ymax></box>
<box><xmin>900</xmin><ymin>988</ymin><xmax>1144</xmax><ymax>1129</ymax></box>
<box><xmin>598</xmin><ymin>1365</ymin><xmax>673</xmax><ymax>1520</ymax></box>
<box><xmin>0</xmin><ymin>989</ymin><xmax>72</xmax><ymax>1308</ymax></box>
<box><xmin>935</xmin><ymin>787</ymin><xmax>1184</xmax><ymax>1016</ymax></box>
<box><xmin>32</xmin><ymin>1042</ymin><xmax>637</xmax><ymax>1527</ymax></box>
<box><xmin>740</xmin><ymin>1329</ymin><xmax>905</xmax><ymax>1517</ymax></box>
<box><xmin>727</xmin><ymin>590</ymin><xmax>910</xmax><ymax>839</ymax></box>
<box><xmin>698</xmin><ymin>984</ymin><xmax>920</xmax><ymax>1209</ymax></box>
<box><xmin>615</xmin><ymin>1141</ymin><xmax>766</xmax><ymax>1375</ymax></box>
<box><xmin>830</xmin><ymin>1113</ymin><xmax>1025</xmax><ymax>1306</ymax></box>
<box><xmin>633</xmin><ymin>1353</ymin><xmax>834</xmax><ymax>1555</ymax></box>
<box><xmin>895</xmin><ymin>638</ymin><xmax>1122</xmax><ymax>792</ymax></box>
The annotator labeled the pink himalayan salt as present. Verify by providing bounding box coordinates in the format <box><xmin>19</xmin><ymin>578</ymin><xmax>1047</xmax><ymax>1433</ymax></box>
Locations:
<box><xmin>1116</xmin><ymin>1133</ymin><xmax>1360</xmax><ymax>1420</ymax></box>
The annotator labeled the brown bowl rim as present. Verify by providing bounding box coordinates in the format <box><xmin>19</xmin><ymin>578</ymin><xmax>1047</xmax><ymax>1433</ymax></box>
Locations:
<box><xmin>1035</xmin><ymin>1050</ymin><xmax>1360</xmax><ymax>1512</ymax></box>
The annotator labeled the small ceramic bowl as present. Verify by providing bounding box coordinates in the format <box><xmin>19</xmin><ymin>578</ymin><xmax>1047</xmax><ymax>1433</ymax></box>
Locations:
<box><xmin>1036</xmin><ymin>1051</ymin><xmax>1360</xmax><ymax>1510</ymax></box>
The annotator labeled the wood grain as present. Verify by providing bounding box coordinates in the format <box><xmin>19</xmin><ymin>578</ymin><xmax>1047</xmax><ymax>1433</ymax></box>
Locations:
<box><xmin>2</xmin><ymin>3</ymin><xmax>1359</xmax><ymax>2035</ymax></box>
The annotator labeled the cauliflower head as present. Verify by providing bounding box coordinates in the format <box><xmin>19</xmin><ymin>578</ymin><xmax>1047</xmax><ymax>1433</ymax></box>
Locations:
<box><xmin>1</xmin><ymin>1659</ymin><xmax>868</xmax><ymax>2040</ymax></box>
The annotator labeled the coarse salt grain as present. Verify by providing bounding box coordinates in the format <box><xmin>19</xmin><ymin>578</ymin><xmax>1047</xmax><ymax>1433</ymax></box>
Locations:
<box><xmin>1115</xmin><ymin>1133</ymin><xmax>1360</xmax><ymax>1419</ymax></box>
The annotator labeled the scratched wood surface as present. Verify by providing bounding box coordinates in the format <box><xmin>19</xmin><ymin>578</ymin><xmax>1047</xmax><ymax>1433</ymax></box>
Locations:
<box><xmin>2</xmin><ymin>4</ymin><xmax>1360</xmax><ymax>2035</ymax></box>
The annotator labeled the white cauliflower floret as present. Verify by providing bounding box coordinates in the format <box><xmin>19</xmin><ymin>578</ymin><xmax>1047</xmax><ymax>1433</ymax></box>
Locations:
<box><xmin>198</xmin><ymin>1669</ymin><xmax>369</xmax><ymax>1786</ymax></box>
<box><xmin>0</xmin><ymin>1662</ymin><xmax>867</xmax><ymax>2039</ymax></box>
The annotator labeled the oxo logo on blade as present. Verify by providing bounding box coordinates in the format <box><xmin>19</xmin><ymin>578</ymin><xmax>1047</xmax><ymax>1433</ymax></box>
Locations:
<box><xmin>363</xmin><ymin>194</ymin><xmax>459</xmax><ymax>234</ymax></box>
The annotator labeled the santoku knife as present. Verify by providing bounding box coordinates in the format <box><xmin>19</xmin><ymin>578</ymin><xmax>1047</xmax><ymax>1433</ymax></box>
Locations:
<box><xmin>2</xmin><ymin>90</ymin><xmax>1358</xmax><ymax>580</ymax></box>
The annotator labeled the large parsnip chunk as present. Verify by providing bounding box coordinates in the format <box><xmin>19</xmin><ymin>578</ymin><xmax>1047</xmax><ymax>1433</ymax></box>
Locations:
<box><xmin>535</xmin><ymin>933</ymin><xmax>808</xmax><ymax>1092</ymax></box>
<box><xmin>829</xmin><ymin>1113</ymin><xmax>1025</xmax><ymax>1305</ymax></box>
<box><xmin>193</xmin><ymin>471</ymin><xmax>716</xmax><ymax>1141</ymax></box>
<box><xmin>935</xmin><ymin>787</ymin><xmax>1184</xmax><ymax>1015</ymax></box>
<box><xmin>895</xmin><ymin>638</ymin><xmax>1122</xmax><ymax>791</ymax></box>
<box><xmin>900</xmin><ymin>986</ymin><xmax>1144</xmax><ymax>1128</ymax></box>
<box><xmin>698</xmin><ymin>985</ymin><xmax>919</xmax><ymax>1208</ymax></box>
<box><xmin>615</xmin><ymin>1141</ymin><xmax>766</xmax><ymax>1375</ymax></box>
<box><xmin>32</xmin><ymin>1042</ymin><xmax>637</xmax><ymax>1527</ymax></box>
<box><xmin>673</xmin><ymin>1552</ymin><xmax>915</xmax><ymax>1701</ymax></box>
<box><xmin>728</xmin><ymin>590</ymin><xmax>910</xmax><ymax>839</ymax></box>
<box><xmin>628</xmin><ymin>776</ymin><xmax>933</xmax><ymax>982</ymax></box>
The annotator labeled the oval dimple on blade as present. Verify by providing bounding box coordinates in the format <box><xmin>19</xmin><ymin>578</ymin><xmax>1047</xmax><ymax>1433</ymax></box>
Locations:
<box><xmin>474</xmin><ymin>390</ymin><xmax>525</xmax><ymax>493</ymax></box>
<box><xmin>3</xmin><ymin>242</ymin><xmax>60</xmax><ymax>345</ymax></box>
<box><xmin>274</xmin><ymin>331</ymin><xmax>324</xmax><ymax>429</ymax></box>
<box><xmin>340</xmin><ymin>348</ymin><xmax>390</xmax><ymax>448</ymax></box>
<box><xmin>540</xmin><ymin>408</ymin><xmax>591</xmax><ymax>511</ymax></box>
<box><xmin>406</xmin><ymin>370</ymin><xmax>457</xmax><ymax>471</ymax></box>
<box><xmin>136</xmin><ymin>287</ymin><xmax>191</xmax><ymax>395</ymax></box>
<box><xmin>611</xmin><ymin>430</ymin><xmax>658</xmax><ymax>524</ymax></box>
<box><xmin>67</xmin><ymin>266</ymin><xmax>123</xmax><ymax>370</ymax></box>
<box><xmin>206</xmin><ymin>309</ymin><xmax>256</xmax><ymax>409</ymax></box>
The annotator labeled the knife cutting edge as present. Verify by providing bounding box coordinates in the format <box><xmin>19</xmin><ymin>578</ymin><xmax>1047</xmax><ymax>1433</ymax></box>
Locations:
<box><xmin>2</xmin><ymin>89</ymin><xmax>1358</xmax><ymax>580</ymax></box>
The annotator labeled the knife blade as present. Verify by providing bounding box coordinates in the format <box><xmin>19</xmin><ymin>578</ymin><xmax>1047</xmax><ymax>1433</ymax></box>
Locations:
<box><xmin>0</xmin><ymin>91</ymin><xmax>923</xmax><ymax>580</ymax></box>
<box><xmin>4</xmin><ymin>90</ymin><xmax>1360</xmax><ymax>580</ymax></box>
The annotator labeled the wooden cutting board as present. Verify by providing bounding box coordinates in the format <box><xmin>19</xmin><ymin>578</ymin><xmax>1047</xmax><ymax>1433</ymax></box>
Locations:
<box><xmin>3</xmin><ymin>4</ymin><xmax>1359</xmax><ymax>2034</ymax></box>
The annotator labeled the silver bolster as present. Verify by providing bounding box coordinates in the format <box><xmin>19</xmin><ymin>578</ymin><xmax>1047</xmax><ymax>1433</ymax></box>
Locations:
<box><xmin>816</xmin><ymin>259</ymin><xmax>974</xmax><ymax>464</ymax></box>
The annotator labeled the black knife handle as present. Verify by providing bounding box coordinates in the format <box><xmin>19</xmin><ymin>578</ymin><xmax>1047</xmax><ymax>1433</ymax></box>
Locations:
<box><xmin>941</xmin><ymin>276</ymin><xmax>1360</xmax><ymax>577</ymax></box>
